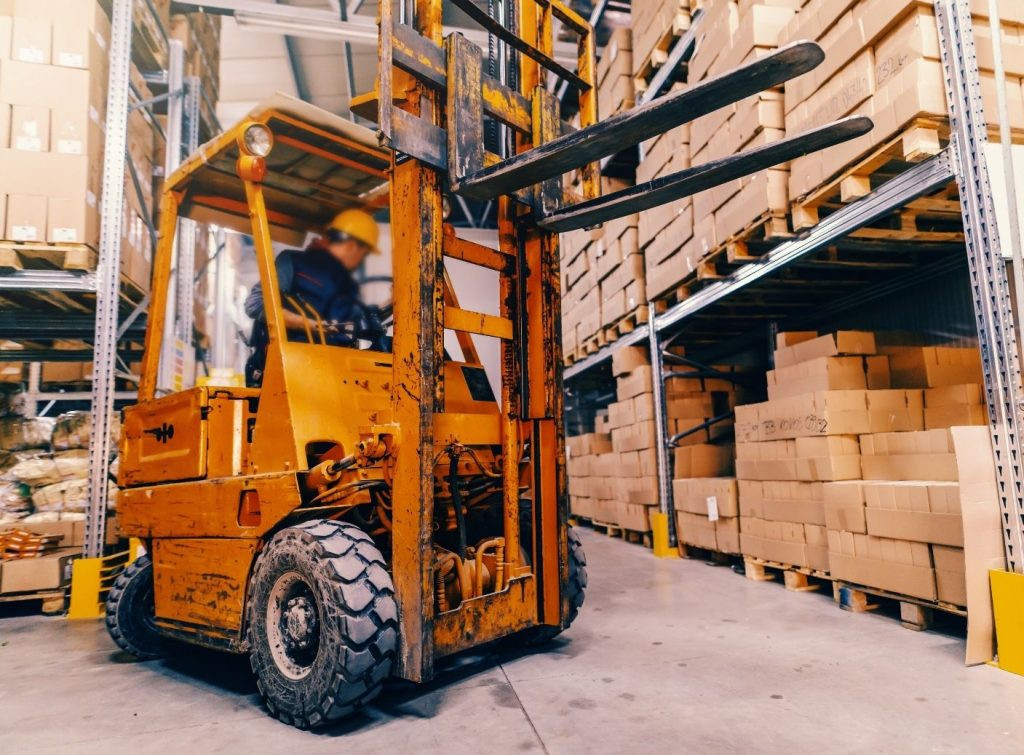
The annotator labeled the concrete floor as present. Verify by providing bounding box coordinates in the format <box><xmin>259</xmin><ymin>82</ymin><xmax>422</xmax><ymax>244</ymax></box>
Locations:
<box><xmin>3</xmin><ymin>529</ymin><xmax>1024</xmax><ymax>753</ymax></box>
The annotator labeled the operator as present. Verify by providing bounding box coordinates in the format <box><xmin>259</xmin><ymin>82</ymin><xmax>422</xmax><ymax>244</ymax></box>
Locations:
<box><xmin>244</xmin><ymin>208</ymin><xmax>380</xmax><ymax>386</ymax></box>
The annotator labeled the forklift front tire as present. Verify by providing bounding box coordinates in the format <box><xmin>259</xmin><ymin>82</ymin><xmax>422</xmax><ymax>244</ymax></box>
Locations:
<box><xmin>247</xmin><ymin>520</ymin><xmax>398</xmax><ymax>729</ymax></box>
<box><xmin>105</xmin><ymin>554</ymin><xmax>164</xmax><ymax>660</ymax></box>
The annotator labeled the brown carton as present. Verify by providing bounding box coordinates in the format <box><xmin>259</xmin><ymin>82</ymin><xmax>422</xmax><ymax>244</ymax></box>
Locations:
<box><xmin>673</xmin><ymin>443</ymin><xmax>734</xmax><ymax>477</ymax></box>
<box><xmin>673</xmin><ymin>477</ymin><xmax>739</xmax><ymax>518</ymax></box>
<box><xmin>828</xmin><ymin>550</ymin><xmax>937</xmax><ymax>601</ymax></box>
<box><xmin>10</xmin><ymin>106</ymin><xmax>49</xmax><ymax>152</ymax></box>
<box><xmin>11</xmin><ymin>16</ymin><xmax>50</xmax><ymax>64</ymax></box>
<box><xmin>822</xmin><ymin>480</ymin><xmax>867</xmax><ymax>533</ymax></box>
<box><xmin>0</xmin><ymin>547</ymin><xmax>78</xmax><ymax>593</ymax></box>
<box><xmin>6</xmin><ymin>194</ymin><xmax>46</xmax><ymax>241</ymax></box>
<box><xmin>616</xmin><ymin>365</ymin><xmax>653</xmax><ymax>400</ymax></box>
<box><xmin>932</xmin><ymin>544</ymin><xmax>967</xmax><ymax>606</ymax></box>
<box><xmin>611</xmin><ymin>344</ymin><xmax>648</xmax><ymax>376</ymax></box>
<box><xmin>773</xmin><ymin>331</ymin><xmax>876</xmax><ymax>368</ymax></box>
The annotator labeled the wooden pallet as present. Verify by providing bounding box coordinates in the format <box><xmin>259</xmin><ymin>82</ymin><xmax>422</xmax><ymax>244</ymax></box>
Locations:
<box><xmin>589</xmin><ymin>519</ymin><xmax>650</xmax><ymax>546</ymax></box>
<box><xmin>601</xmin><ymin>304</ymin><xmax>650</xmax><ymax>344</ymax></box>
<box><xmin>0</xmin><ymin>242</ymin><xmax>97</xmax><ymax>273</ymax></box>
<box><xmin>791</xmin><ymin>118</ymin><xmax>953</xmax><ymax>231</ymax></box>
<box><xmin>651</xmin><ymin>212</ymin><xmax>792</xmax><ymax>310</ymax></box>
<box><xmin>832</xmin><ymin>580</ymin><xmax>966</xmax><ymax>631</ymax></box>
<box><xmin>0</xmin><ymin>588</ymin><xmax>67</xmax><ymax>615</ymax></box>
<box><xmin>743</xmin><ymin>556</ymin><xmax>832</xmax><ymax>593</ymax></box>
<box><xmin>632</xmin><ymin>7</ymin><xmax>693</xmax><ymax>99</ymax></box>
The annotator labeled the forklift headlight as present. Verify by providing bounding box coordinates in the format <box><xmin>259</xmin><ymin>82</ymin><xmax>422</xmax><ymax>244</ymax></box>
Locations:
<box><xmin>241</xmin><ymin>123</ymin><xmax>273</xmax><ymax>157</ymax></box>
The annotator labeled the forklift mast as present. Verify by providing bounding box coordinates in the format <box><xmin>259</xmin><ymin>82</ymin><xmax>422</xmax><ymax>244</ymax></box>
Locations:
<box><xmin>375</xmin><ymin>0</ymin><xmax>595</xmax><ymax>681</ymax></box>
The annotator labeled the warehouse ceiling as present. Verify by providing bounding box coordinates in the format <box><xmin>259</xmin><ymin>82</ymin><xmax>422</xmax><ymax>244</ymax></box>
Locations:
<box><xmin>212</xmin><ymin>0</ymin><xmax>628</xmax><ymax>128</ymax></box>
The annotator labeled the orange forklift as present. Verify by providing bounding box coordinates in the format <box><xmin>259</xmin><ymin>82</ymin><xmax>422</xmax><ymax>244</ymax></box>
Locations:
<box><xmin>106</xmin><ymin>0</ymin><xmax>868</xmax><ymax>729</ymax></box>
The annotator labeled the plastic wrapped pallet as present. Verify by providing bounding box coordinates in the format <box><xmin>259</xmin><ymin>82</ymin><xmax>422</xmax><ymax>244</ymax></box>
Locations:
<box><xmin>0</xmin><ymin>480</ymin><xmax>30</xmax><ymax>522</ymax></box>
<box><xmin>8</xmin><ymin>449</ymin><xmax>89</xmax><ymax>488</ymax></box>
<box><xmin>31</xmin><ymin>478</ymin><xmax>116</xmax><ymax>514</ymax></box>
<box><xmin>0</xmin><ymin>417</ymin><xmax>54</xmax><ymax>451</ymax></box>
<box><xmin>50</xmin><ymin>409</ymin><xmax>121</xmax><ymax>450</ymax></box>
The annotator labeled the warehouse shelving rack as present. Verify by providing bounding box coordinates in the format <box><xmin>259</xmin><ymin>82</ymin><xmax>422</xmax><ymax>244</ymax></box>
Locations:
<box><xmin>564</xmin><ymin>0</ymin><xmax>1024</xmax><ymax>572</ymax></box>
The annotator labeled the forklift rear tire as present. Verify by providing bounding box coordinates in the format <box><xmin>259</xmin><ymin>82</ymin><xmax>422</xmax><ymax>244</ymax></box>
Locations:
<box><xmin>105</xmin><ymin>554</ymin><xmax>163</xmax><ymax>660</ymax></box>
<box><xmin>247</xmin><ymin>519</ymin><xmax>398</xmax><ymax>729</ymax></box>
<box><xmin>509</xmin><ymin>526</ymin><xmax>587</xmax><ymax>646</ymax></box>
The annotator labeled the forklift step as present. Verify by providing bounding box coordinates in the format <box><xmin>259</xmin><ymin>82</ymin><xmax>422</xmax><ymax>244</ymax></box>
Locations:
<box><xmin>537</xmin><ymin>116</ymin><xmax>874</xmax><ymax>232</ymax></box>
<box><xmin>453</xmin><ymin>40</ymin><xmax>826</xmax><ymax>200</ymax></box>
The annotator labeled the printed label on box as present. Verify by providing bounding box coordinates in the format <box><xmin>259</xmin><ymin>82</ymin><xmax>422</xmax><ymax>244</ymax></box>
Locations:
<box><xmin>706</xmin><ymin>495</ymin><xmax>719</xmax><ymax>522</ymax></box>
<box><xmin>17</xmin><ymin>46</ymin><xmax>45</xmax><ymax>64</ymax></box>
<box><xmin>12</xmin><ymin>225</ymin><xmax>38</xmax><ymax>241</ymax></box>
<box><xmin>15</xmin><ymin>136</ymin><xmax>42</xmax><ymax>152</ymax></box>
<box><xmin>52</xmin><ymin>227</ymin><xmax>78</xmax><ymax>242</ymax></box>
<box><xmin>58</xmin><ymin>53</ymin><xmax>85</xmax><ymax>68</ymax></box>
<box><xmin>57</xmin><ymin>139</ymin><xmax>83</xmax><ymax>154</ymax></box>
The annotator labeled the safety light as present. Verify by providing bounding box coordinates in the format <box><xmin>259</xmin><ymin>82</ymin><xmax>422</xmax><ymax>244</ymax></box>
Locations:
<box><xmin>241</xmin><ymin>123</ymin><xmax>274</xmax><ymax>157</ymax></box>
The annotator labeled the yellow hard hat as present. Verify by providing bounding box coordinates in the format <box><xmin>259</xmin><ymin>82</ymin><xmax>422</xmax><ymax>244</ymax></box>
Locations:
<box><xmin>326</xmin><ymin>208</ymin><xmax>380</xmax><ymax>253</ymax></box>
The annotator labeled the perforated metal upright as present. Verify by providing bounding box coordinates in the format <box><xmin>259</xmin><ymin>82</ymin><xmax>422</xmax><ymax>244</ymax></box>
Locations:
<box><xmin>85</xmin><ymin>0</ymin><xmax>135</xmax><ymax>558</ymax></box>
<box><xmin>935</xmin><ymin>0</ymin><xmax>1024</xmax><ymax>573</ymax></box>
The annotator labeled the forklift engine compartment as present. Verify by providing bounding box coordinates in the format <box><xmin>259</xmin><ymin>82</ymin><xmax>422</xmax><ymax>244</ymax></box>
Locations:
<box><xmin>105</xmin><ymin>0</ymin><xmax>869</xmax><ymax>729</ymax></box>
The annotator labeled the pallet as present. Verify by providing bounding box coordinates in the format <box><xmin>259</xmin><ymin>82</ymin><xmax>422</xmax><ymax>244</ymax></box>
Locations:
<box><xmin>832</xmin><ymin>580</ymin><xmax>966</xmax><ymax>631</ymax></box>
<box><xmin>742</xmin><ymin>556</ymin><xmax>832</xmax><ymax>593</ymax></box>
<box><xmin>651</xmin><ymin>212</ymin><xmax>792</xmax><ymax>310</ymax></box>
<box><xmin>589</xmin><ymin>519</ymin><xmax>651</xmax><ymax>547</ymax></box>
<box><xmin>632</xmin><ymin>7</ymin><xmax>693</xmax><ymax>99</ymax></box>
<box><xmin>0</xmin><ymin>242</ymin><xmax>97</xmax><ymax>273</ymax></box>
<box><xmin>601</xmin><ymin>304</ymin><xmax>650</xmax><ymax>345</ymax></box>
<box><xmin>0</xmin><ymin>588</ymin><xmax>67</xmax><ymax>615</ymax></box>
<box><xmin>791</xmin><ymin>118</ymin><xmax>954</xmax><ymax>232</ymax></box>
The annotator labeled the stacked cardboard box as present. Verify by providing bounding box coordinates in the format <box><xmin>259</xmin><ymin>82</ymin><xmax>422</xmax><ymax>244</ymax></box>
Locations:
<box><xmin>168</xmin><ymin>8</ymin><xmax>221</xmax><ymax>131</ymax></box>
<box><xmin>781</xmin><ymin>0</ymin><xmax>1024</xmax><ymax>212</ymax></box>
<box><xmin>0</xmin><ymin>0</ymin><xmax>155</xmax><ymax>291</ymax></box>
<box><xmin>824</xmin><ymin>427</ymin><xmax>1004</xmax><ymax>606</ymax></box>
<box><xmin>686</xmin><ymin>0</ymin><xmax>796</xmax><ymax>259</ymax></box>
<box><xmin>566</xmin><ymin>346</ymin><xmax>659</xmax><ymax>531</ymax></box>
<box><xmin>736</xmin><ymin>330</ymin><xmax>917</xmax><ymax>571</ymax></box>
<box><xmin>673</xmin><ymin>476</ymin><xmax>741</xmax><ymax>554</ymax></box>
<box><xmin>561</xmin><ymin>30</ymin><xmax>645</xmax><ymax>353</ymax></box>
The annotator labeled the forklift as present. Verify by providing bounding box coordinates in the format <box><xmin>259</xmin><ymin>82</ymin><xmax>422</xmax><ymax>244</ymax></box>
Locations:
<box><xmin>106</xmin><ymin>0</ymin><xmax>870</xmax><ymax>729</ymax></box>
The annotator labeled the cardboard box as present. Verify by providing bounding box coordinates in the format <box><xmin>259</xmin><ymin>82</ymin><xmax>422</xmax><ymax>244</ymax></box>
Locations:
<box><xmin>11</xmin><ymin>16</ymin><xmax>51</xmax><ymax>64</ymax></box>
<box><xmin>767</xmin><ymin>355</ymin><xmax>890</xmax><ymax>400</ymax></box>
<box><xmin>933</xmin><ymin>544</ymin><xmax>967</xmax><ymax>606</ymax></box>
<box><xmin>859</xmin><ymin>429</ymin><xmax>959</xmax><ymax>481</ymax></box>
<box><xmin>10</xmin><ymin>106</ymin><xmax>49</xmax><ymax>152</ymax></box>
<box><xmin>673</xmin><ymin>477</ymin><xmax>739</xmax><ymax>518</ymax></box>
<box><xmin>882</xmin><ymin>345</ymin><xmax>984</xmax><ymax>389</ymax></box>
<box><xmin>677</xmin><ymin>511</ymin><xmax>741</xmax><ymax>554</ymax></box>
<box><xmin>673</xmin><ymin>443</ymin><xmax>734</xmax><ymax>477</ymax></box>
<box><xmin>822</xmin><ymin>481</ymin><xmax>868</xmax><ymax>533</ymax></box>
<box><xmin>827</xmin><ymin>550</ymin><xmax>937</xmax><ymax>601</ymax></box>
<box><xmin>611</xmin><ymin>344</ymin><xmax>648</xmax><ymax>376</ymax></box>
<box><xmin>616</xmin><ymin>365</ymin><xmax>653</xmax><ymax>400</ymax></box>
<box><xmin>865</xmin><ymin>508</ymin><xmax>964</xmax><ymax>547</ymax></box>
<box><xmin>52</xmin><ymin>19</ymin><xmax>110</xmax><ymax>71</ymax></box>
<box><xmin>735</xmin><ymin>389</ymin><xmax>924</xmax><ymax>442</ymax></box>
<box><xmin>741</xmin><ymin>479</ymin><xmax>827</xmax><ymax>525</ymax></box>
<box><xmin>47</xmin><ymin>194</ymin><xmax>100</xmax><ymax>244</ymax></box>
<box><xmin>567</xmin><ymin>433</ymin><xmax>614</xmax><ymax>457</ymax></box>
<box><xmin>0</xmin><ymin>547</ymin><xmax>78</xmax><ymax>594</ymax></box>
<box><xmin>924</xmin><ymin>404</ymin><xmax>987</xmax><ymax>429</ymax></box>
<box><xmin>6</xmin><ymin>194</ymin><xmax>46</xmax><ymax>241</ymax></box>
<box><xmin>773</xmin><ymin>331</ymin><xmax>876</xmax><ymax>368</ymax></box>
